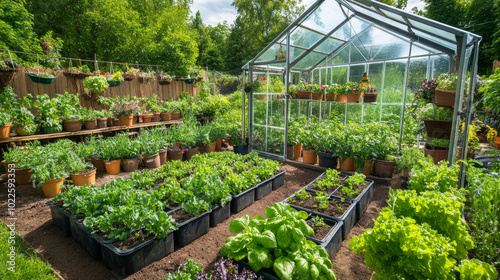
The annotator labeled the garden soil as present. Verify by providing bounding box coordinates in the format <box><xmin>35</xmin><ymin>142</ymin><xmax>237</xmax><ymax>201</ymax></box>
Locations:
<box><xmin>0</xmin><ymin>161</ymin><xmax>398</xmax><ymax>280</ymax></box>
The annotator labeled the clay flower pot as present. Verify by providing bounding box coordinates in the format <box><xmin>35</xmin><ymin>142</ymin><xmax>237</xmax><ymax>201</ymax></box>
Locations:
<box><xmin>170</xmin><ymin>112</ymin><xmax>181</xmax><ymax>120</ymax></box>
<box><xmin>160</xmin><ymin>112</ymin><xmax>171</xmax><ymax>121</ymax></box>
<box><xmin>302</xmin><ymin>149</ymin><xmax>317</xmax><ymax>165</ymax></box>
<box><xmin>362</xmin><ymin>159</ymin><xmax>373</xmax><ymax>176</ymax></box>
<box><xmin>97</xmin><ymin>118</ymin><xmax>107</xmax><ymax>128</ymax></box>
<box><xmin>167</xmin><ymin>150</ymin><xmax>184</xmax><ymax>161</ymax></box>
<box><xmin>14</xmin><ymin>168</ymin><xmax>33</xmax><ymax>185</ymax></box>
<box><xmin>293</xmin><ymin>144</ymin><xmax>303</xmax><ymax>159</ymax></box>
<box><xmin>141</xmin><ymin>113</ymin><xmax>153</xmax><ymax>123</ymax></box>
<box><xmin>92</xmin><ymin>157</ymin><xmax>106</xmax><ymax>172</ymax></box>
<box><xmin>71</xmin><ymin>168</ymin><xmax>96</xmax><ymax>186</ymax></box>
<box><xmin>63</xmin><ymin>119</ymin><xmax>82</xmax><ymax>132</ymax></box>
<box><xmin>494</xmin><ymin>136</ymin><xmax>500</xmax><ymax>149</ymax></box>
<box><xmin>151</xmin><ymin>113</ymin><xmax>161</xmax><ymax>122</ymax></box>
<box><xmin>41</xmin><ymin>178</ymin><xmax>64</xmax><ymax>198</ymax></box>
<box><xmin>372</xmin><ymin>159</ymin><xmax>396</xmax><ymax>178</ymax></box>
<box><xmin>118</xmin><ymin>114</ymin><xmax>133</xmax><ymax>126</ymax></box>
<box><xmin>84</xmin><ymin>119</ymin><xmax>97</xmax><ymax>130</ymax></box>
<box><xmin>0</xmin><ymin>122</ymin><xmax>12</xmax><ymax>139</ymax></box>
<box><xmin>185</xmin><ymin>147</ymin><xmax>199</xmax><ymax>161</ymax></box>
<box><xmin>104</xmin><ymin>159</ymin><xmax>121</xmax><ymax>175</ymax></box>
<box><xmin>215</xmin><ymin>139</ymin><xmax>222</xmax><ymax>151</ymax></box>
<box><xmin>121</xmin><ymin>158</ymin><xmax>139</xmax><ymax>172</ymax></box>
<box><xmin>340</xmin><ymin>157</ymin><xmax>356</xmax><ymax>171</ymax></box>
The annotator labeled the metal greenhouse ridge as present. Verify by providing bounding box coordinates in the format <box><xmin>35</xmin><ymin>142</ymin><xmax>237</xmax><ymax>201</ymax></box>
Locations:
<box><xmin>241</xmin><ymin>0</ymin><xmax>481</xmax><ymax>188</ymax></box>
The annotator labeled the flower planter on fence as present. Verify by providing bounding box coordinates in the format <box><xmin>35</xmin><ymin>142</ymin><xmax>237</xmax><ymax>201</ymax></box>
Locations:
<box><xmin>210</xmin><ymin>202</ymin><xmax>231</xmax><ymax>228</ymax></box>
<box><xmin>169</xmin><ymin>209</ymin><xmax>211</xmax><ymax>249</ymax></box>
<box><xmin>306</xmin><ymin>214</ymin><xmax>343</xmax><ymax>259</ymax></box>
<box><xmin>47</xmin><ymin>201</ymin><xmax>72</xmax><ymax>237</ymax></box>
<box><xmin>231</xmin><ymin>186</ymin><xmax>256</xmax><ymax>214</ymax></box>
<box><xmin>101</xmin><ymin>233</ymin><xmax>174</xmax><ymax>277</ymax></box>
<box><xmin>254</xmin><ymin>177</ymin><xmax>273</xmax><ymax>200</ymax></box>
<box><xmin>28</xmin><ymin>73</ymin><xmax>56</xmax><ymax>84</ymax></box>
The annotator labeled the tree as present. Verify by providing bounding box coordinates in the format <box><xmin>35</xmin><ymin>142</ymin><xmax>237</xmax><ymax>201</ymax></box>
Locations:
<box><xmin>226</xmin><ymin>0</ymin><xmax>305</xmax><ymax>70</ymax></box>
<box><xmin>0</xmin><ymin>0</ymin><xmax>41</xmax><ymax>56</ymax></box>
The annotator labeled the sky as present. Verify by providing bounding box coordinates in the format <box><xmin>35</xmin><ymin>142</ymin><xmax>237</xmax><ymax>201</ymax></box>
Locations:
<box><xmin>191</xmin><ymin>0</ymin><xmax>426</xmax><ymax>27</ymax></box>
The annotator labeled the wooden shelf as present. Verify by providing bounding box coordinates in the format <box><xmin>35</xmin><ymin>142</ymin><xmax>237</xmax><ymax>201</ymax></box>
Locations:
<box><xmin>0</xmin><ymin>119</ymin><xmax>182</xmax><ymax>144</ymax></box>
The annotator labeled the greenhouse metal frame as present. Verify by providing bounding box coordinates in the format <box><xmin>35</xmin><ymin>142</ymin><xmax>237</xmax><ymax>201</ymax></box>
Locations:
<box><xmin>241</xmin><ymin>0</ymin><xmax>481</xmax><ymax>186</ymax></box>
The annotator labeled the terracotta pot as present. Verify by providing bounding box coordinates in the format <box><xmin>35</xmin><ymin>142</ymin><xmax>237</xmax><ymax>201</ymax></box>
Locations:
<box><xmin>203</xmin><ymin>144</ymin><xmax>212</xmax><ymax>153</ymax></box>
<box><xmin>107</xmin><ymin>117</ymin><xmax>113</xmax><ymax>127</ymax></box>
<box><xmin>14</xmin><ymin>168</ymin><xmax>33</xmax><ymax>185</ymax></box>
<box><xmin>295</xmin><ymin>90</ymin><xmax>312</xmax><ymax>99</ymax></box>
<box><xmin>372</xmin><ymin>159</ymin><xmax>396</xmax><ymax>178</ymax></box>
<box><xmin>104</xmin><ymin>159</ymin><xmax>121</xmax><ymax>175</ymax></box>
<box><xmin>1</xmin><ymin>160</ymin><xmax>12</xmax><ymax>173</ymax></box>
<box><xmin>63</xmin><ymin>119</ymin><xmax>82</xmax><ymax>132</ymax></box>
<box><xmin>336</xmin><ymin>94</ymin><xmax>347</xmax><ymax>102</ymax></box>
<box><xmin>41</xmin><ymin>178</ymin><xmax>64</xmax><ymax>198</ymax></box>
<box><xmin>311</xmin><ymin>92</ymin><xmax>324</xmax><ymax>101</ymax></box>
<box><xmin>185</xmin><ymin>147</ymin><xmax>199</xmax><ymax>161</ymax></box>
<box><xmin>160</xmin><ymin>112</ymin><xmax>171</xmax><ymax>121</ymax></box>
<box><xmin>142</xmin><ymin>113</ymin><xmax>153</xmax><ymax>123</ymax></box>
<box><xmin>362</xmin><ymin>159</ymin><xmax>373</xmax><ymax>176</ymax></box>
<box><xmin>424</xmin><ymin>144</ymin><xmax>450</xmax><ymax>164</ymax></box>
<box><xmin>434</xmin><ymin>89</ymin><xmax>455</xmax><ymax>107</ymax></box>
<box><xmin>118</xmin><ymin>114</ymin><xmax>134</xmax><ymax>126</ymax></box>
<box><xmin>97</xmin><ymin>118</ymin><xmax>107</xmax><ymax>129</ymax></box>
<box><xmin>340</xmin><ymin>157</ymin><xmax>356</xmax><ymax>171</ymax></box>
<box><xmin>159</xmin><ymin>149</ymin><xmax>167</xmax><ymax>165</ymax></box>
<box><xmin>211</xmin><ymin>141</ymin><xmax>217</xmax><ymax>152</ymax></box>
<box><xmin>494</xmin><ymin>136</ymin><xmax>500</xmax><ymax>149</ymax></box>
<box><xmin>121</xmin><ymin>158</ymin><xmax>139</xmax><ymax>172</ymax></box>
<box><xmin>113</xmin><ymin>118</ymin><xmax>120</xmax><ymax>126</ymax></box>
<box><xmin>71</xmin><ymin>168</ymin><xmax>96</xmax><ymax>186</ymax></box>
<box><xmin>168</xmin><ymin>150</ymin><xmax>184</xmax><ymax>161</ymax></box>
<box><xmin>325</xmin><ymin>94</ymin><xmax>336</xmax><ymax>101</ymax></box>
<box><xmin>293</xmin><ymin>144</ymin><xmax>303</xmax><ymax>159</ymax></box>
<box><xmin>84</xmin><ymin>119</ymin><xmax>97</xmax><ymax>130</ymax></box>
<box><xmin>0</xmin><ymin>122</ymin><xmax>12</xmax><ymax>139</ymax></box>
<box><xmin>92</xmin><ymin>157</ymin><xmax>106</xmax><ymax>172</ymax></box>
<box><xmin>346</xmin><ymin>93</ymin><xmax>362</xmax><ymax>103</ymax></box>
<box><xmin>215</xmin><ymin>139</ymin><xmax>222</xmax><ymax>151</ymax></box>
<box><xmin>151</xmin><ymin>113</ymin><xmax>161</xmax><ymax>122</ymax></box>
<box><xmin>170</xmin><ymin>112</ymin><xmax>181</xmax><ymax>120</ymax></box>
<box><xmin>144</xmin><ymin>153</ymin><xmax>161</xmax><ymax>169</ymax></box>
<box><xmin>302</xmin><ymin>149</ymin><xmax>318</xmax><ymax>164</ymax></box>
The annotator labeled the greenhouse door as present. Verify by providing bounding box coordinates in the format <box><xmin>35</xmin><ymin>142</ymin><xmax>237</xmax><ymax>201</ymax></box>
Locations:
<box><xmin>249</xmin><ymin>69</ymin><xmax>287</xmax><ymax>161</ymax></box>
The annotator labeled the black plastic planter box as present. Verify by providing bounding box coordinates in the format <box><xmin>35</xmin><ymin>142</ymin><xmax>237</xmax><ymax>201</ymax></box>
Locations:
<box><xmin>101</xmin><ymin>233</ymin><xmax>174</xmax><ymax>277</ymax></box>
<box><xmin>271</xmin><ymin>171</ymin><xmax>285</xmax><ymax>190</ymax></box>
<box><xmin>69</xmin><ymin>217</ymin><xmax>114</xmax><ymax>260</ymax></box>
<box><xmin>304</xmin><ymin>172</ymin><xmax>347</xmax><ymax>196</ymax></box>
<box><xmin>169</xmin><ymin>209</ymin><xmax>211</xmax><ymax>249</ymax></box>
<box><xmin>331</xmin><ymin>179</ymin><xmax>374</xmax><ymax>222</ymax></box>
<box><xmin>210</xmin><ymin>202</ymin><xmax>231</xmax><ymax>228</ymax></box>
<box><xmin>254</xmin><ymin>178</ymin><xmax>272</xmax><ymax>200</ymax></box>
<box><xmin>306</xmin><ymin>214</ymin><xmax>343</xmax><ymax>259</ymax></box>
<box><xmin>47</xmin><ymin>201</ymin><xmax>72</xmax><ymax>237</ymax></box>
<box><xmin>234</xmin><ymin>258</ymin><xmax>279</xmax><ymax>280</ymax></box>
<box><xmin>231</xmin><ymin>186</ymin><xmax>255</xmax><ymax>213</ymax></box>
<box><xmin>285</xmin><ymin>193</ymin><xmax>357</xmax><ymax>240</ymax></box>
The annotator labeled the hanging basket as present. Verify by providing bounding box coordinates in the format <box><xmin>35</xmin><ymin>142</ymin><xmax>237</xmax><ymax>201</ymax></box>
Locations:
<box><xmin>422</xmin><ymin>119</ymin><xmax>453</xmax><ymax>140</ymax></box>
<box><xmin>363</xmin><ymin>93</ymin><xmax>378</xmax><ymax>103</ymax></box>
<box><xmin>122</xmin><ymin>74</ymin><xmax>135</xmax><ymax>81</ymax></box>
<box><xmin>106</xmin><ymin>79</ymin><xmax>122</xmax><ymax>87</ymax></box>
<box><xmin>0</xmin><ymin>68</ymin><xmax>17</xmax><ymax>89</ymax></box>
<box><xmin>434</xmin><ymin>89</ymin><xmax>456</xmax><ymax>107</ymax></box>
<box><xmin>184</xmin><ymin>78</ymin><xmax>195</xmax><ymax>84</ymax></box>
<box><xmin>159</xmin><ymin>79</ymin><xmax>171</xmax><ymax>85</ymax></box>
<box><xmin>63</xmin><ymin>72</ymin><xmax>89</xmax><ymax>79</ymax></box>
<box><xmin>28</xmin><ymin>73</ymin><xmax>56</xmax><ymax>84</ymax></box>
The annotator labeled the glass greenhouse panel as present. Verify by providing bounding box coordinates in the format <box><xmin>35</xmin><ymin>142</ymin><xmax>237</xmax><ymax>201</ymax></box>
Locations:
<box><xmin>330</xmin><ymin>45</ymin><xmax>350</xmax><ymax>65</ymax></box>
<box><xmin>431</xmin><ymin>55</ymin><xmax>450</xmax><ymax>79</ymax></box>
<box><xmin>349</xmin><ymin>64</ymin><xmax>366</xmax><ymax>83</ymax></box>
<box><xmin>350</xmin><ymin>42</ymin><xmax>368</xmax><ymax>63</ymax></box>
<box><xmin>314</xmin><ymin>38</ymin><xmax>344</xmax><ymax>54</ymax></box>
<box><xmin>252</xmin><ymin>125</ymin><xmax>266</xmax><ymax>152</ymax></box>
<box><xmin>346</xmin><ymin>103</ymin><xmax>363</xmax><ymax>123</ymax></box>
<box><xmin>297</xmin><ymin>52</ymin><xmax>326</xmax><ymax>69</ymax></box>
<box><xmin>267</xmin><ymin>128</ymin><xmax>285</xmax><ymax>156</ymax></box>
<box><xmin>301</xmin><ymin>0</ymin><xmax>346</xmax><ymax>34</ymax></box>
<box><xmin>290</xmin><ymin>27</ymin><xmax>324</xmax><ymax>49</ymax></box>
<box><xmin>268</xmin><ymin>99</ymin><xmax>285</xmax><ymax>128</ymax></box>
<box><xmin>412</xmin><ymin>29</ymin><xmax>456</xmax><ymax>51</ymax></box>
<box><xmin>383</xmin><ymin>60</ymin><xmax>407</xmax><ymax>103</ymax></box>
<box><xmin>407</xmin><ymin>19</ymin><xmax>457</xmax><ymax>43</ymax></box>
<box><xmin>408</xmin><ymin>58</ymin><xmax>429</xmax><ymax>100</ymax></box>
<box><xmin>367</xmin><ymin>63</ymin><xmax>384</xmax><ymax>103</ymax></box>
<box><xmin>253</xmin><ymin>99</ymin><xmax>267</xmax><ymax>126</ymax></box>
<box><xmin>331</xmin><ymin>66</ymin><xmax>348</xmax><ymax>84</ymax></box>
<box><xmin>363</xmin><ymin>104</ymin><xmax>381</xmax><ymax>123</ymax></box>
<box><xmin>255</xmin><ymin>44</ymin><xmax>280</xmax><ymax>62</ymax></box>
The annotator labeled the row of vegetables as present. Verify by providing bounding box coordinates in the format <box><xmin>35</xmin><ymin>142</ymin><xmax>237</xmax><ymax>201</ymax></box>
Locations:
<box><xmin>0</xmin><ymin>85</ymin><xmax>233</xmax><ymax>137</ymax></box>
<box><xmin>349</xmin><ymin>158</ymin><xmax>499</xmax><ymax>279</ymax></box>
<box><xmin>50</xmin><ymin>152</ymin><xmax>283</xmax><ymax>276</ymax></box>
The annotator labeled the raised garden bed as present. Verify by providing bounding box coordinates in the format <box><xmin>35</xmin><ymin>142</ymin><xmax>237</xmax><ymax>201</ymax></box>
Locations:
<box><xmin>306</xmin><ymin>213</ymin><xmax>343</xmax><ymax>259</ymax></box>
<box><xmin>169</xmin><ymin>209</ymin><xmax>211</xmax><ymax>249</ymax></box>
<box><xmin>331</xmin><ymin>179</ymin><xmax>374</xmax><ymax>221</ymax></box>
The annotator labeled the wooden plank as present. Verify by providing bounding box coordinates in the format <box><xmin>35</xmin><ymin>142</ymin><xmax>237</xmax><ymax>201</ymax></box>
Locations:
<box><xmin>0</xmin><ymin>120</ymin><xmax>182</xmax><ymax>144</ymax></box>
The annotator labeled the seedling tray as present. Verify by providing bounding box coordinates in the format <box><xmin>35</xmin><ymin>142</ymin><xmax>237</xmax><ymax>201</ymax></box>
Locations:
<box><xmin>306</xmin><ymin>213</ymin><xmax>343</xmax><ymax>259</ymax></box>
<box><xmin>330</xmin><ymin>179</ymin><xmax>374</xmax><ymax>221</ymax></box>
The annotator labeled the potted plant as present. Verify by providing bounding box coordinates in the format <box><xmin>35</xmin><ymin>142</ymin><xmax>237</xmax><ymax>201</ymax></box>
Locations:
<box><xmin>337</xmin><ymin>81</ymin><xmax>362</xmax><ymax>103</ymax></box>
<box><xmin>96</xmin><ymin>138</ymin><xmax>123</xmax><ymax>175</ymax></box>
<box><xmin>295</xmin><ymin>82</ymin><xmax>314</xmax><ymax>99</ymax></box>
<box><xmin>0</xmin><ymin>110</ymin><xmax>12</xmax><ymax>139</ymax></box>
<box><xmin>227</xmin><ymin>122</ymin><xmax>247</xmax><ymax>155</ymax></box>
<box><xmin>301</xmin><ymin>129</ymin><xmax>318</xmax><ymax>165</ymax></box>
<box><xmin>0</xmin><ymin>60</ymin><xmax>18</xmax><ymax>88</ymax></box>
<box><xmin>106</xmin><ymin>71</ymin><xmax>124</xmax><ymax>87</ymax></box>
<box><xmin>363</xmin><ymin>87</ymin><xmax>378</xmax><ymax>103</ymax></box>
<box><xmin>68</xmin><ymin>152</ymin><xmax>96</xmax><ymax>186</ymax></box>
<box><xmin>435</xmin><ymin>73</ymin><xmax>458</xmax><ymax>107</ymax></box>
<box><xmin>63</xmin><ymin>65</ymin><xmax>91</xmax><ymax>79</ymax></box>
<box><xmin>32</xmin><ymin>159</ymin><xmax>68</xmax><ymax>198</ymax></box>
<box><xmin>286</xmin><ymin>119</ymin><xmax>302</xmax><ymax>159</ymax></box>
<box><xmin>311</xmin><ymin>84</ymin><xmax>325</xmax><ymax>101</ymax></box>
<box><xmin>395</xmin><ymin>147</ymin><xmax>432</xmax><ymax>186</ymax></box>
<box><xmin>316</xmin><ymin>133</ymin><xmax>338</xmax><ymax>169</ymax></box>
<box><xmin>371</xmin><ymin>128</ymin><xmax>397</xmax><ymax>178</ymax></box>
<box><xmin>337</xmin><ymin>132</ymin><xmax>356</xmax><ymax>171</ymax></box>
<box><xmin>111</xmin><ymin>100</ymin><xmax>139</xmax><ymax>126</ymax></box>
<box><xmin>122</xmin><ymin>67</ymin><xmax>139</xmax><ymax>81</ymax></box>
<box><xmin>34</xmin><ymin>94</ymin><xmax>63</xmax><ymax>134</ymax></box>
<box><xmin>81</xmin><ymin>108</ymin><xmax>98</xmax><ymax>130</ymax></box>
<box><xmin>325</xmin><ymin>84</ymin><xmax>340</xmax><ymax>101</ymax></box>
<box><xmin>423</xmin><ymin>138</ymin><xmax>451</xmax><ymax>164</ymax></box>
<box><xmin>420</xmin><ymin>104</ymin><xmax>453</xmax><ymax>140</ymax></box>
<box><xmin>83</xmin><ymin>75</ymin><xmax>109</xmax><ymax>96</ymax></box>
<box><xmin>158</xmin><ymin>72</ymin><xmax>172</xmax><ymax>85</ymax></box>
<box><xmin>119</xmin><ymin>136</ymin><xmax>141</xmax><ymax>172</ymax></box>
<box><xmin>13</xmin><ymin>107</ymin><xmax>38</xmax><ymax>136</ymax></box>
<box><xmin>28</xmin><ymin>72</ymin><xmax>56</xmax><ymax>84</ymax></box>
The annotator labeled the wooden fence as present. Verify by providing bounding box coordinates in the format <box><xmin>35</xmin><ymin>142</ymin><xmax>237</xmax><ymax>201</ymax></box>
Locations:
<box><xmin>6</xmin><ymin>67</ymin><xmax>203</xmax><ymax>108</ymax></box>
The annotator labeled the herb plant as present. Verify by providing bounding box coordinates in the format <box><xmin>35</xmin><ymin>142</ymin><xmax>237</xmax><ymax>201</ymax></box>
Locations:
<box><xmin>83</xmin><ymin>76</ymin><xmax>109</xmax><ymax>94</ymax></box>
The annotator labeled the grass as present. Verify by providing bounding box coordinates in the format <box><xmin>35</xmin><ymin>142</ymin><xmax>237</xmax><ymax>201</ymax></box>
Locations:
<box><xmin>0</xmin><ymin>221</ymin><xmax>58</xmax><ymax>280</ymax></box>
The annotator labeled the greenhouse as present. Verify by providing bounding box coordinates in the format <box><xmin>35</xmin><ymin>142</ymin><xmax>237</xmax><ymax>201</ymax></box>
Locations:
<box><xmin>243</xmin><ymin>0</ymin><xmax>482</xmax><ymax>173</ymax></box>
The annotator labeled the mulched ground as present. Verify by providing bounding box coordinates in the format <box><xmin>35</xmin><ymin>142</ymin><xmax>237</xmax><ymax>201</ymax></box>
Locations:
<box><xmin>0</xmin><ymin>162</ymin><xmax>400</xmax><ymax>280</ymax></box>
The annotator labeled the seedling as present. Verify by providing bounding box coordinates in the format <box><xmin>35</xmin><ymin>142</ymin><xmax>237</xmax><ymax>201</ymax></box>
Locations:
<box><xmin>308</xmin><ymin>216</ymin><xmax>330</xmax><ymax>229</ymax></box>
<box><xmin>314</xmin><ymin>192</ymin><xmax>329</xmax><ymax>209</ymax></box>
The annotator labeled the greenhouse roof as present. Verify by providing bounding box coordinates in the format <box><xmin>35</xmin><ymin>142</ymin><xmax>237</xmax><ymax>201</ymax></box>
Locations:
<box><xmin>243</xmin><ymin>0</ymin><xmax>481</xmax><ymax>72</ymax></box>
